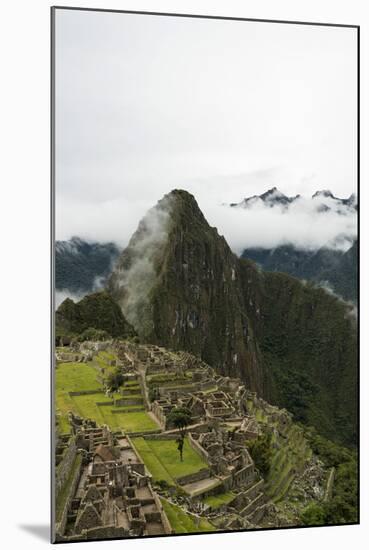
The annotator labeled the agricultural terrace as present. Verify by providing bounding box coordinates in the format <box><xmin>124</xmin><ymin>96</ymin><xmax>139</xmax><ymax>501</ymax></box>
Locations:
<box><xmin>55</xmin><ymin>356</ymin><xmax>159</xmax><ymax>434</ymax></box>
<box><xmin>247</xmin><ymin>397</ymin><xmax>312</xmax><ymax>503</ymax></box>
<box><xmin>160</xmin><ymin>498</ymin><xmax>215</xmax><ymax>533</ymax></box>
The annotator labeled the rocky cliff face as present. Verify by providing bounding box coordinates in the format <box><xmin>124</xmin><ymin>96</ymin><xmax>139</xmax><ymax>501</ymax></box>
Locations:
<box><xmin>109</xmin><ymin>190</ymin><xmax>263</xmax><ymax>391</ymax></box>
<box><xmin>108</xmin><ymin>190</ymin><xmax>357</xmax><ymax>445</ymax></box>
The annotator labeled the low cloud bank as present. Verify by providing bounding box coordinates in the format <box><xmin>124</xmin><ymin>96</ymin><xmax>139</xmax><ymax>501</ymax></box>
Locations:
<box><xmin>56</xmin><ymin>184</ymin><xmax>357</xmax><ymax>255</ymax></box>
<box><xmin>111</xmin><ymin>199</ymin><xmax>171</xmax><ymax>329</ymax></box>
<box><xmin>55</xmin><ymin>274</ymin><xmax>107</xmax><ymax>309</ymax></box>
<box><xmin>199</xmin><ymin>194</ymin><xmax>356</xmax><ymax>254</ymax></box>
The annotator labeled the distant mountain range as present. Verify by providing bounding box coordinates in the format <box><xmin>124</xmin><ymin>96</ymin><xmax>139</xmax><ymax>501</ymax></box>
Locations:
<box><xmin>55</xmin><ymin>237</ymin><xmax>120</xmax><ymax>294</ymax></box>
<box><xmin>55</xmin><ymin>188</ymin><xmax>357</xmax><ymax>305</ymax></box>
<box><xmin>228</xmin><ymin>187</ymin><xmax>357</xmax><ymax>302</ymax></box>
<box><xmin>242</xmin><ymin>240</ymin><xmax>357</xmax><ymax>303</ymax></box>
<box><xmin>230</xmin><ymin>187</ymin><xmax>357</xmax><ymax>214</ymax></box>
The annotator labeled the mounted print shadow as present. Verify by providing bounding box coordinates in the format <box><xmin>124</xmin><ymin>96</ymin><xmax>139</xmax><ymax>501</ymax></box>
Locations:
<box><xmin>51</xmin><ymin>6</ymin><xmax>359</xmax><ymax>543</ymax></box>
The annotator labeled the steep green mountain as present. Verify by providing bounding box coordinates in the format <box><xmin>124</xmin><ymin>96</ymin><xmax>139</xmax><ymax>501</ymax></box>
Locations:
<box><xmin>108</xmin><ymin>190</ymin><xmax>357</xmax><ymax>446</ymax></box>
<box><xmin>240</xmin><ymin>261</ymin><xmax>357</xmax><ymax>445</ymax></box>
<box><xmin>242</xmin><ymin>240</ymin><xmax>357</xmax><ymax>303</ymax></box>
<box><xmin>56</xmin><ymin>291</ymin><xmax>136</xmax><ymax>341</ymax></box>
<box><xmin>56</xmin><ymin>237</ymin><xmax>120</xmax><ymax>293</ymax></box>
<box><xmin>108</xmin><ymin>190</ymin><xmax>263</xmax><ymax>391</ymax></box>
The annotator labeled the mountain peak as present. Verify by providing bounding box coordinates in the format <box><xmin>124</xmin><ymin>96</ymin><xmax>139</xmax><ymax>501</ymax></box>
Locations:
<box><xmin>229</xmin><ymin>187</ymin><xmax>357</xmax><ymax>215</ymax></box>
<box><xmin>235</xmin><ymin>187</ymin><xmax>294</xmax><ymax>209</ymax></box>
<box><xmin>312</xmin><ymin>189</ymin><xmax>334</xmax><ymax>199</ymax></box>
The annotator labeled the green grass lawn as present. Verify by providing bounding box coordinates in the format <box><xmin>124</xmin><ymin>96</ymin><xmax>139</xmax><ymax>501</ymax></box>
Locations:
<box><xmin>161</xmin><ymin>498</ymin><xmax>215</xmax><ymax>533</ymax></box>
<box><xmin>71</xmin><ymin>393</ymin><xmax>112</xmax><ymax>423</ymax></box>
<box><xmin>70</xmin><ymin>394</ymin><xmax>157</xmax><ymax>432</ymax></box>
<box><xmin>56</xmin><ymin>362</ymin><xmax>100</xmax><ymax>392</ymax></box>
<box><xmin>99</xmin><ymin>409</ymin><xmax>158</xmax><ymax>432</ymax></box>
<box><xmin>55</xmin><ymin>362</ymin><xmax>158</xmax><ymax>433</ymax></box>
<box><xmin>94</xmin><ymin>351</ymin><xmax>117</xmax><ymax>374</ymax></box>
<box><xmin>55</xmin><ymin>362</ymin><xmax>101</xmax><ymax>417</ymax></box>
<box><xmin>132</xmin><ymin>437</ymin><xmax>208</xmax><ymax>484</ymax></box>
<box><xmin>202</xmin><ymin>491</ymin><xmax>235</xmax><ymax>509</ymax></box>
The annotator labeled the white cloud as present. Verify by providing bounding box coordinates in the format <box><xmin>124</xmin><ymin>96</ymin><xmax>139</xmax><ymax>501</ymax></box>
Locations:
<box><xmin>203</xmin><ymin>198</ymin><xmax>356</xmax><ymax>254</ymax></box>
<box><xmin>54</xmin><ymin>10</ymin><xmax>357</xmax><ymax>253</ymax></box>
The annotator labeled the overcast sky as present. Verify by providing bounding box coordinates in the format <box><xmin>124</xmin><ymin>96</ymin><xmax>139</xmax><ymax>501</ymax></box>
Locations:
<box><xmin>55</xmin><ymin>9</ymin><xmax>357</xmax><ymax>249</ymax></box>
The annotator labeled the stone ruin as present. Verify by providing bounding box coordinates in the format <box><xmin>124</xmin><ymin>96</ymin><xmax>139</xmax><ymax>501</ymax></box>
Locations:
<box><xmin>55</xmin><ymin>422</ymin><xmax>171</xmax><ymax>541</ymax></box>
<box><xmin>55</xmin><ymin>338</ymin><xmax>325</xmax><ymax>533</ymax></box>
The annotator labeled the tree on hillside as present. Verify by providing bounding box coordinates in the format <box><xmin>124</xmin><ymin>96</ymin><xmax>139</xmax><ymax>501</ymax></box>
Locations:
<box><xmin>167</xmin><ymin>407</ymin><xmax>192</xmax><ymax>462</ymax></box>
<box><xmin>301</xmin><ymin>503</ymin><xmax>326</xmax><ymax>526</ymax></box>
<box><xmin>247</xmin><ymin>431</ymin><xmax>272</xmax><ymax>476</ymax></box>
<box><xmin>106</xmin><ymin>369</ymin><xmax>124</xmax><ymax>392</ymax></box>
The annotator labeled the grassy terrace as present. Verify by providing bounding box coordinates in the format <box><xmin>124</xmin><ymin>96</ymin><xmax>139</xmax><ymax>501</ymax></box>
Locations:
<box><xmin>132</xmin><ymin>437</ymin><xmax>208</xmax><ymax>484</ymax></box>
<box><xmin>161</xmin><ymin>498</ymin><xmax>215</xmax><ymax>533</ymax></box>
<box><xmin>94</xmin><ymin>350</ymin><xmax>118</xmax><ymax>374</ymax></box>
<box><xmin>202</xmin><ymin>491</ymin><xmax>235</xmax><ymax>509</ymax></box>
<box><xmin>55</xmin><ymin>361</ymin><xmax>158</xmax><ymax>433</ymax></box>
<box><xmin>266</xmin><ymin>423</ymin><xmax>312</xmax><ymax>502</ymax></box>
<box><xmin>246</xmin><ymin>397</ymin><xmax>313</xmax><ymax>503</ymax></box>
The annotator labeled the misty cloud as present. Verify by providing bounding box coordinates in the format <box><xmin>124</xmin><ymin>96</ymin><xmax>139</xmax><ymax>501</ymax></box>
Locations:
<box><xmin>202</xmin><ymin>192</ymin><xmax>357</xmax><ymax>254</ymax></box>
<box><xmin>54</xmin><ymin>10</ymin><xmax>357</xmax><ymax>255</ymax></box>
<box><xmin>55</xmin><ymin>288</ymin><xmax>85</xmax><ymax>308</ymax></box>
<box><xmin>112</xmin><ymin>200</ymin><xmax>172</xmax><ymax>329</ymax></box>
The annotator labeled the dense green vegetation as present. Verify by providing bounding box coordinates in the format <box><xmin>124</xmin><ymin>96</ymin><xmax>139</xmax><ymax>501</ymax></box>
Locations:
<box><xmin>106</xmin><ymin>368</ymin><xmax>124</xmax><ymax>392</ymax></box>
<box><xmin>251</xmin><ymin>268</ymin><xmax>358</xmax><ymax>446</ymax></box>
<box><xmin>300</xmin><ymin>428</ymin><xmax>358</xmax><ymax>525</ymax></box>
<box><xmin>321</xmin><ymin>240</ymin><xmax>358</xmax><ymax>303</ymax></box>
<box><xmin>166</xmin><ymin>407</ymin><xmax>192</xmax><ymax>433</ymax></box>
<box><xmin>246</xmin><ymin>432</ymin><xmax>272</xmax><ymax>476</ymax></box>
<box><xmin>56</xmin><ymin>291</ymin><xmax>136</xmax><ymax>341</ymax></box>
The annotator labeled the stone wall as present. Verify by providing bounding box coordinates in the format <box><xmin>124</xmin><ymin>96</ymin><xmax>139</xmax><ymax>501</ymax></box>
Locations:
<box><xmin>111</xmin><ymin>407</ymin><xmax>144</xmax><ymax>414</ymax></box>
<box><xmin>84</xmin><ymin>526</ymin><xmax>128</xmax><ymax>540</ymax></box>
<box><xmin>69</xmin><ymin>390</ymin><xmax>102</xmax><ymax>397</ymax></box>
<box><xmin>142</xmin><ymin>433</ymin><xmax>178</xmax><ymax>441</ymax></box>
<box><xmin>55</xmin><ymin>436</ymin><xmax>76</xmax><ymax>499</ymax></box>
<box><xmin>55</xmin><ymin>455</ymin><xmax>82</xmax><ymax>536</ymax></box>
<box><xmin>188</xmin><ymin>433</ymin><xmax>210</xmax><ymax>464</ymax></box>
<box><xmin>176</xmin><ymin>467</ymin><xmax>211</xmax><ymax>486</ymax></box>
<box><xmin>239</xmin><ymin>492</ymin><xmax>265</xmax><ymax>518</ymax></box>
<box><xmin>152</xmin><ymin>492</ymin><xmax>172</xmax><ymax>534</ymax></box>
<box><xmin>233</xmin><ymin>463</ymin><xmax>255</xmax><ymax>487</ymax></box>
<box><xmin>115</xmin><ymin>397</ymin><xmax>143</xmax><ymax>407</ymax></box>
